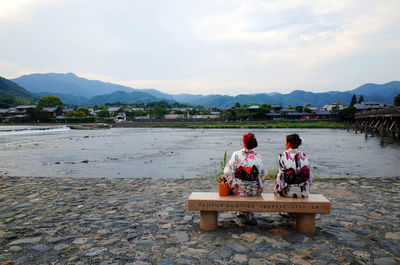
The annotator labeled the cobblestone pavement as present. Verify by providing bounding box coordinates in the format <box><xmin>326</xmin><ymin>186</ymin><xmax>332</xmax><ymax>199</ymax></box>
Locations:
<box><xmin>0</xmin><ymin>176</ymin><xmax>399</xmax><ymax>265</ymax></box>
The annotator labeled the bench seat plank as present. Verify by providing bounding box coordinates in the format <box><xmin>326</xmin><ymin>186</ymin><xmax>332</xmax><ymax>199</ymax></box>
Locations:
<box><xmin>188</xmin><ymin>192</ymin><xmax>330</xmax><ymax>213</ymax></box>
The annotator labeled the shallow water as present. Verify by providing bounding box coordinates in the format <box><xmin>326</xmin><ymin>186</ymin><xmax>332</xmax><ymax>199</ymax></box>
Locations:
<box><xmin>0</xmin><ymin>126</ymin><xmax>399</xmax><ymax>178</ymax></box>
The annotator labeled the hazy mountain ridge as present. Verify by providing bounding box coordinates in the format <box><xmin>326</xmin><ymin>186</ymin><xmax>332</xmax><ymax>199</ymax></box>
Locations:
<box><xmin>86</xmin><ymin>90</ymin><xmax>166</xmax><ymax>105</ymax></box>
<box><xmin>12</xmin><ymin>73</ymin><xmax>134</xmax><ymax>98</ymax></box>
<box><xmin>178</xmin><ymin>91</ymin><xmax>356</xmax><ymax>108</ymax></box>
<box><xmin>350</xmin><ymin>81</ymin><xmax>400</xmax><ymax>100</ymax></box>
<box><xmin>10</xmin><ymin>73</ymin><xmax>400</xmax><ymax>107</ymax></box>
<box><xmin>34</xmin><ymin>92</ymin><xmax>89</xmax><ymax>106</ymax></box>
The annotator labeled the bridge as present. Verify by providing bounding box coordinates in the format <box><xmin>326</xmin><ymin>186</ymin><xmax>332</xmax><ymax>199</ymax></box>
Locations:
<box><xmin>348</xmin><ymin>108</ymin><xmax>400</xmax><ymax>143</ymax></box>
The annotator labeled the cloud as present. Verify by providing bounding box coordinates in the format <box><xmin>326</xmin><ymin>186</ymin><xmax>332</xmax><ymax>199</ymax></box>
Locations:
<box><xmin>0</xmin><ymin>60</ymin><xmax>33</xmax><ymax>78</ymax></box>
<box><xmin>192</xmin><ymin>0</ymin><xmax>400</xmax><ymax>64</ymax></box>
<box><xmin>0</xmin><ymin>0</ymin><xmax>33</xmax><ymax>19</ymax></box>
<box><xmin>0</xmin><ymin>0</ymin><xmax>54</xmax><ymax>20</ymax></box>
<box><xmin>0</xmin><ymin>0</ymin><xmax>399</xmax><ymax>95</ymax></box>
<box><xmin>118</xmin><ymin>78</ymin><xmax>218</xmax><ymax>95</ymax></box>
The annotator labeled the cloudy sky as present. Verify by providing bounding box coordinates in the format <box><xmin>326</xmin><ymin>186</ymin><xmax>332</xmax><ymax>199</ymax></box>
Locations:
<box><xmin>1</xmin><ymin>0</ymin><xmax>399</xmax><ymax>95</ymax></box>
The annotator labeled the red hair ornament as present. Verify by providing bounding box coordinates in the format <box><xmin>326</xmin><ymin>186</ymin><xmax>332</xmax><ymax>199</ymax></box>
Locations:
<box><xmin>243</xmin><ymin>133</ymin><xmax>257</xmax><ymax>149</ymax></box>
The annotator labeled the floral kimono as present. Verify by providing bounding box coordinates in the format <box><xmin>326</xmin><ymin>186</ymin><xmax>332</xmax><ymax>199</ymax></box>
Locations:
<box><xmin>274</xmin><ymin>149</ymin><xmax>311</xmax><ymax>198</ymax></box>
<box><xmin>224</xmin><ymin>148</ymin><xmax>265</xmax><ymax>196</ymax></box>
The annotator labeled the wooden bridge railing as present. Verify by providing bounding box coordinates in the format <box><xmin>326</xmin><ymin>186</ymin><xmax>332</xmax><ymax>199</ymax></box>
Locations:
<box><xmin>348</xmin><ymin>108</ymin><xmax>400</xmax><ymax>144</ymax></box>
<box><xmin>355</xmin><ymin>108</ymin><xmax>400</xmax><ymax>119</ymax></box>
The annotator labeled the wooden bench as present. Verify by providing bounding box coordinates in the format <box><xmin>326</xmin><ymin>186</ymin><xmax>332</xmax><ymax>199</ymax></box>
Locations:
<box><xmin>188</xmin><ymin>192</ymin><xmax>331</xmax><ymax>234</ymax></box>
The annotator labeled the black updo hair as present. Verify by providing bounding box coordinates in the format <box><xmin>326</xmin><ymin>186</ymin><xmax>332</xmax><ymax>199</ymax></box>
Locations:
<box><xmin>246</xmin><ymin>134</ymin><xmax>258</xmax><ymax>149</ymax></box>
<box><xmin>286</xmin><ymin>133</ymin><xmax>302</xmax><ymax>148</ymax></box>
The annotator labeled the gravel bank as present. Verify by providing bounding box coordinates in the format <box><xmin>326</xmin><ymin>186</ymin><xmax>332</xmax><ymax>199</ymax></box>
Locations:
<box><xmin>0</xmin><ymin>176</ymin><xmax>399</xmax><ymax>265</ymax></box>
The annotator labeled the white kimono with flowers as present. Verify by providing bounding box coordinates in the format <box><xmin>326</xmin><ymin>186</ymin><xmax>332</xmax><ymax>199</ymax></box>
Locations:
<box><xmin>274</xmin><ymin>148</ymin><xmax>311</xmax><ymax>198</ymax></box>
<box><xmin>224</xmin><ymin>148</ymin><xmax>265</xmax><ymax>196</ymax></box>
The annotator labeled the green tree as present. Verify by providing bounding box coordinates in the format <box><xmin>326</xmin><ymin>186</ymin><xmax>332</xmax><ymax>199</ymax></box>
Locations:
<box><xmin>235</xmin><ymin>107</ymin><xmax>248</xmax><ymax>120</ymax></box>
<box><xmin>246</xmin><ymin>103</ymin><xmax>270</xmax><ymax>120</ymax></box>
<box><xmin>133</xmin><ymin>110</ymin><xmax>147</xmax><ymax>116</ymax></box>
<box><xmin>125</xmin><ymin>110</ymin><xmax>148</xmax><ymax>120</ymax></box>
<box><xmin>0</xmin><ymin>95</ymin><xmax>17</xmax><ymax>107</ymax></box>
<box><xmin>147</xmin><ymin>101</ymin><xmax>170</xmax><ymax>109</ymax></box>
<box><xmin>304</xmin><ymin>107</ymin><xmax>312</xmax><ymax>113</ymax></box>
<box><xmin>132</xmin><ymin>102</ymin><xmax>146</xmax><ymax>108</ymax></box>
<box><xmin>189</xmin><ymin>109</ymin><xmax>200</xmax><ymax>115</ymax></box>
<box><xmin>97</xmin><ymin>109</ymin><xmax>110</xmax><ymax>118</ymax></box>
<box><xmin>171</xmin><ymin>102</ymin><xmax>186</xmax><ymax>108</ymax></box>
<box><xmin>338</xmin><ymin>106</ymin><xmax>357</xmax><ymax>121</ymax></box>
<box><xmin>222</xmin><ymin>109</ymin><xmax>235</xmax><ymax>121</ymax></box>
<box><xmin>234</xmin><ymin>102</ymin><xmax>241</xmax><ymax>108</ymax></box>
<box><xmin>295</xmin><ymin>106</ymin><xmax>303</xmax><ymax>112</ymax></box>
<box><xmin>78</xmin><ymin>107</ymin><xmax>90</xmax><ymax>116</ymax></box>
<box><xmin>260</xmin><ymin>103</ymin><xmax>271</xmax><ymax>114</ymax></box>
<box><xmin>394</xmin><ymin>94</ymin><xmax>400</xmax><ymax>106</ymax></box>
<box><xmin>0</xmin><ymin>94</ymin><xmax>33</xmax><ymax>108</ymax></box>
<box><xmin>124</xmin><ymin>111</ymin><xmax>134</xmax><ymax>120</ymax></box>
<box><xmin>149</xmin><ymin>107</ymin><xmax>168</xmax><ymax>119</ymax></box>
<box><xmin>105</xmin><ymin>102</ymin><xmax>122</xmax><ymax>106</ymax></box>
<box><xmin>65</xmin><ymin>110</ymin><xmax>86</xmax><ymax>118</ymax></box>
<box><xmin>350</xmin><ymin>94</ymin><xmax>357</xmax><ymax>106</ymax></box>
<box><xmin>26</xmin><ymin>108</ymin><xmax>52</xmax><ymax>122</ymax></box>
<box><xmin>124</xmin><ymin>110</ymin><xmax>147</xmax><ymax>120</ymax></box>
<box><xmin>358</xmin><ymin>95</ymin><xmax>364</xmax><ymax>103</ymax></box>
<box><xmin>0</xmin><ymin>102</ymin><xmax>9</xmax><ymax>108</ymax></box>
<box><xmin>37</xmin><ymin>95</ymin><xmax>63</xmax><ymax>109</ymax></box>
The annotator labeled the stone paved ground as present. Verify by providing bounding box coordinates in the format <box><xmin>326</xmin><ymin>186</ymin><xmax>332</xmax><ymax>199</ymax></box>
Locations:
<box><xmin>0</xmin><ymin>176</ymin><xmax>399</xmax><ymax>265</ymax></box>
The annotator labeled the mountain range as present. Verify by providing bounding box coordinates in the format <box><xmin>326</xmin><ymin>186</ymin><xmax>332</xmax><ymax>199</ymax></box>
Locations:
<box><xmin>6</xmin><ymin>73</ymin><xmax>400</xmax><ymax>107</ymax></box>
<box><xmin>0</xmin><ymin>76</ymin><xmax>37</xmax><ymax>101</ymax></box>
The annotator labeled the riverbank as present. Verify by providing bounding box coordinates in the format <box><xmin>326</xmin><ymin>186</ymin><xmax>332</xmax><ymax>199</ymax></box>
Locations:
<box><xmin>113</xmin><ymin>120</ymin><xmax>345</xmax><ymax>129</ymax></box>
<box><xmin>0</xmin><ymin>176</ymin><xmax>399</xmax><ymax>265</ymax></box>
<box><xmin>0</xmin><ymin>120</ymin><xmax>345</xmax><ymax>129</ymax></box>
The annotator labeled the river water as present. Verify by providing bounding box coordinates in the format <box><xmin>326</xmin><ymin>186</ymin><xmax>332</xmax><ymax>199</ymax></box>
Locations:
<box><xmin>0</xmin><ymin>126</ymin><xmax>399</xmax><ymax>179</ymax></box>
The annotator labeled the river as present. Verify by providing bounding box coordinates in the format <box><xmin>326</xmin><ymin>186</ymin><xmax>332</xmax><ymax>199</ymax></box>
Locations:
<box><xmin>0</xmin><ymin>125</ymin><xmax>399</xmax><ymax>179</ymax></box>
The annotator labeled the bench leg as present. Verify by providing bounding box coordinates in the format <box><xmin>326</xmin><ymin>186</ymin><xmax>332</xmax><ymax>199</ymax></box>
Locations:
<box><xmin>296</xmin><ymin>213</ymin><xmax>315</xmax><ymax>234</ymax></box>
<box><xmin>200</xmin><ymin>211</ymin><xmax>218</xmax><ymax>230</ymax></box>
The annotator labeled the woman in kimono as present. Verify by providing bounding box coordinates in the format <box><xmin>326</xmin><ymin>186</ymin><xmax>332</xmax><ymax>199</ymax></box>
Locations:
<box><xmin>274</xmin><ymin>133</ymin><xmax>311</xmax><ymax>199</ymax></box>
<box><xmin>223</xmin><ymin>133</ymin><xmax>265</xmax><ymax>224</ymax></box>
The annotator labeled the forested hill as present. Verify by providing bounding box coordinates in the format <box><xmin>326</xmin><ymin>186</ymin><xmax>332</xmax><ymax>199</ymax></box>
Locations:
<box><xmin>350</xmin><ymin>81</ymin><xmax>400</xmax><ymax>101</ymax></box>
<box><xmin>0</xmin><ymin>76</ymin><xmax>37</xmax><ymax>101</ymax></box>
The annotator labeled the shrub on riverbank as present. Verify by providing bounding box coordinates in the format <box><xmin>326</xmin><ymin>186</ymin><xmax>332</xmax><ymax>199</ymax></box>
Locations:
<box><xmin>53</xmin><ymin>117</ymin><xmax>96</xmax><ymax>123</ymax></box>
<box><xmin>115</xmin><ymin>120</ymin><xmax>345</xmax><ymax>129</ymax></box>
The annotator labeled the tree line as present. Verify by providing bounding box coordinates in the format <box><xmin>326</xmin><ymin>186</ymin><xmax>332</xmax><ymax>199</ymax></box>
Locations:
<box><xmin>2</xmin><ymin>93</ymin><xmax>400</xmax><ymax>122</ymax></box>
